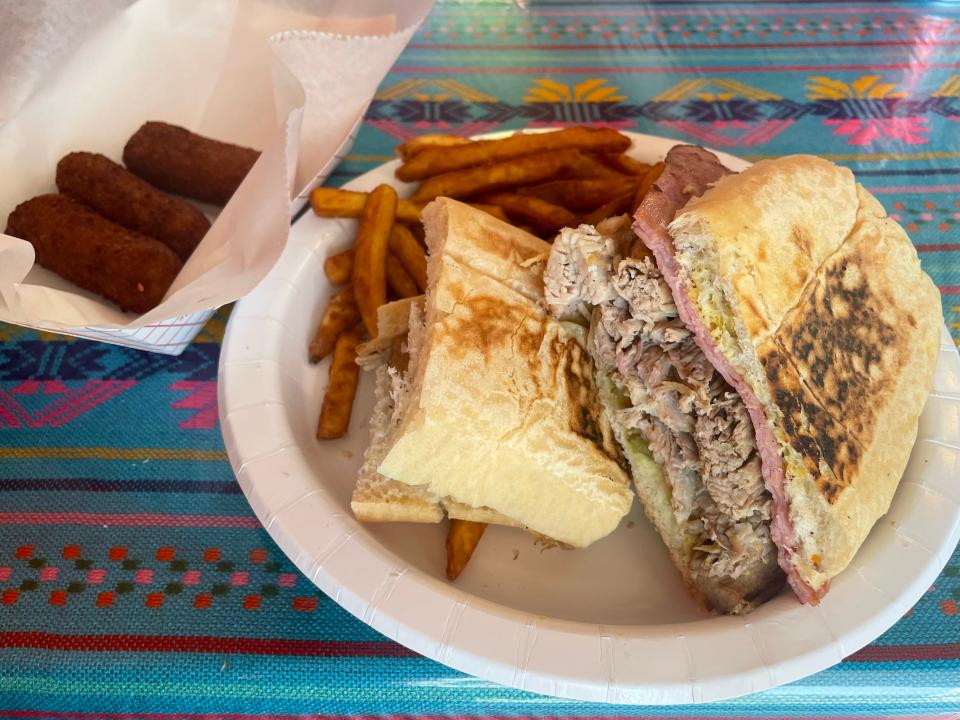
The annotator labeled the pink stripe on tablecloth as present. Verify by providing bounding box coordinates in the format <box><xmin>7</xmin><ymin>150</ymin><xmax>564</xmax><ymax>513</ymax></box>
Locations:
<box><xmin>393</xmin><ymin>62</ymin><xmax>960</xmax><ymax>74</ymax></box>
<box><xmin>431</xmin><ymin>6</ymin><xmax>952</xmax><ymax>17</ymax></box>
<box><xmin>866</xmin><ymin>185</ymin><xmax>960</xmax><ymax>194</ymax></box>
<box><xmin>918</xmin><ymin>244</ymin><xmax>960</xmax><ymax>252</ymax></box>
<box><xmin>0</xmin><ymin>513</ymin><xmax>261</xmax><ymax>528</ymax></box>
<box><xmin>939</xmin><ymin>285</ymin><xmax>960</xmax><ymax>294</ymax></box>
<box><xmin>409</xmin><ymin>40</ymin><xmax>960</xmax><ymax>52</ymax></box>
<box><xmin>3</xmin><ymin>714</ymin><xmax>957</xmax><ymax>720</ymax></box>
<box><xmin>1</xmin><ymin>715</ymin><xmax>321</xmax><ymax>720</ymax></box>
<box><xmin>848</xmin><ymin>643</ymin><xmax>960</xmax><ymax>661</ymax></box>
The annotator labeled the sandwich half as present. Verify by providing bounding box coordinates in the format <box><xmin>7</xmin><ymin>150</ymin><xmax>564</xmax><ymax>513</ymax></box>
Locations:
<box><xmin>546</xmin><ymin>147</ymin><xmax>941</xmax><ymax>611</ymax></box>
<box><xmin>351</xmin><ymin>198</ymin><xmax>636</xmax><ymax>548</ymax></box>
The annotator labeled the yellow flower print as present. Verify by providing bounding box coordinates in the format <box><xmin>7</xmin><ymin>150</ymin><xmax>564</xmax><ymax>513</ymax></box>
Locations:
<box><xmin>524</xmin><ymin>78</ymin><xmax>626</xmax><ymax>103</ymax></box>
<box><xmin>806</xmin><ymin>75</ymin><xmax>906</xmax><ymax>100</ymax></box>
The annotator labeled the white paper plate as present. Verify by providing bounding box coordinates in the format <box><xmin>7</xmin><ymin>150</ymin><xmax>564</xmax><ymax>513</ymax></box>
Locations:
<box><xmin>218</xmin><ymin>132</ymin><xmax>960</xmax><ymax>705</ymax></box>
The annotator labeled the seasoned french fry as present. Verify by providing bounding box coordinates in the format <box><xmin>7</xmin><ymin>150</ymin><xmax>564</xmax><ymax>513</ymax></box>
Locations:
<box><xmin>575</xmin><ymin>191</ymin><xmax>633</xmax><ymax>227</ymax></box>
<box><xmin>310</xmin><ymin>188</ymin><xmax>367</xmax><ymax>217</ymax></box>
<box><xmin>396</xmin><ymin>134</ymin><xmax>472</xmax><ymax>162</ymax></box>
<box><xmin>517</xmin><ymin>177</ymin><xmax>637</xmax><ymax>211</ymax></box>
<box><xmin>354</xmin><ymin>184</ymin><xmax>397</xmax><ymax>337</ymax></box>
<box><xmin>308</xmin><ymin>285</ymin><xmax>361</xmax><ymax>363</ymax></box>
<box><xmin>479</xmin><ymin>192</ymin><xmax>576</xmax><ymax>234</ymax></box>
<box><xmin>316</xmin><ymin>329</ymin><xmax>364</xmax><ymax>439</ymax></box>
<box><xmin>324</xmin><ymin>249</ymin><xmax>354</xmax><ymax>285</ymax></box>
<box><xmin>446</xmin><ymin>519</ymin><xmax>488</xmax><ymax>581</ymax></box>
<box><xmin>310</xmin><ymin>187</ymin><xmax>421</xmax><ymax>224</ymax></box>
<box><xmin>632</xmin><ymin>161</ymin><xmax>665</xmax><ymax>211</ymax></box>
<box><xmin>568</xmin><ymin>152</ymin><xmax>625</xmax><ymax>180</ymax></box>
<box><xmin>396</xmin><ymin>127</ymin><xmax>630</xmax><ymax>182</ymax></box>
<box><xmin>388</xmin><ymin>224</ymin><xmax>428</xmax><ymax>292</ymax></box>
<box><xmin>596</xmin><ymin>152</ymin><xmax>651</xmax><ymax>176</ymax></box>
<box><xmin>386</xmin><ymin>253</ymin><xmax>420</xmax><ymax>298</ymax></box>
<box><xmin>469</xmin><ymin>203</ymin><xmax>511</xmax><ymax>223</ymax></box>
<box><xmin>406</xmin><ymin>221</ymin><xmax>427</xmax><ymax>247</ymax></box>
<box><xmin>410</xmin><ymin>149</ymin><xmax>582</xmax><ymax>204</ymax></box>
<box><xmin>400</xmin><ymin>200</ymin><xmax>427</xmax><ymax>226</ymax></box>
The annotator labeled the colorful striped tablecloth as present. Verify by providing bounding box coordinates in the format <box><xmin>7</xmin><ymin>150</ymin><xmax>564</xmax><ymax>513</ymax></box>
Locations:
<box><xmin>2</xmin><ymin>0</ymin><xmax>959</xmax><ymax>716</ymax></box>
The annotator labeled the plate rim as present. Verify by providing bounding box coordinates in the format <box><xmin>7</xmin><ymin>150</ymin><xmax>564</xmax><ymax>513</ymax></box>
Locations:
<box><xmin>218</xmin><ymin>130</ymin><xmax>960</xmax><ymax>705</ymax></box>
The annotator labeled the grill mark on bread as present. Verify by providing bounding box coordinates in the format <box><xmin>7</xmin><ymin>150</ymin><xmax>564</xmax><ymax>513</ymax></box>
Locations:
<box><xmin>789</xmin><ymin>226</ymin><xmax>812</xmax><ymax>260</ymax></box>
<box><xmin>438</xmin><ymin>290</ymin><xmax>626</xmax><ymax>469</ymax></box>
<box><xmin>438</xmin><ymin>293</ymin><xmax>530</xmax><ymax>363</ymax></box>
<box><xmin>762</xmin><ymin>236</ymin><xmax>907</xmax><ymax>504</ymax></box>
<box><xmin>465</xmin><ymin>223</ymin><xmax>547</xmax><ymax>271</ymax></box>
<box><xmin>762</xmin><ymin>352</ymin><xmax>857</xmax><ymax>506</ymax></box>
<box><xmin>733</xmin><ymin>274</ymin><xmax>769</xmax><ymax>335</ymax></box>
<box><xmin>561</xmin><ymin>341</ymin><xmax>603</xmax><ymax>444</ymax></box>
<box><xmin>558</xmin><ymin>336</ymin><xmax>629</xmax><ymax>471</ymax></box>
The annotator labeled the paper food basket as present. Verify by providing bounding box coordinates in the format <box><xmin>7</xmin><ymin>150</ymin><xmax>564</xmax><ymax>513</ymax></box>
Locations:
<box><xmin>0</xmin><ymin>0</ymin><xmax>432</xmax><ymax>356</ymax></box>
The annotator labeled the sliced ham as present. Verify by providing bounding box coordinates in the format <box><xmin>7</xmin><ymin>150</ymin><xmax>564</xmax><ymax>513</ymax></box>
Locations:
<box><xmin>632</xmin><ymin>145</ymin><xmax>824</xmax><ymax>604</ymax></box>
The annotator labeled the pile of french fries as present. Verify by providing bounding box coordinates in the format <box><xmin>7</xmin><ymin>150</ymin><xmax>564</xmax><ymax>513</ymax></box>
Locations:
<box><xmin>308</xmin><ymin>126</ymin><xmax>664</xmax><ymax>580</ymax></box>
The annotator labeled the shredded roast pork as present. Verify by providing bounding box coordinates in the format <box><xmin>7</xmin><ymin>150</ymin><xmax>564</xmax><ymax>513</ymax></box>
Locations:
<box><xmin>545</xmin><ymin>146</ymin><xmax>789</xmax><ymax>612</ymax></box>
<box><xmin>632</xmin><ymin>145</ymin><xmax>821</xmax><ymax>604</ymax></box>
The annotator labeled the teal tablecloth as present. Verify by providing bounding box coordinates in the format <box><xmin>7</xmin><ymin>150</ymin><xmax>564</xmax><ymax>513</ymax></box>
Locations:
<box><xmin>1</xmin><ymin>0</ymin><xmax>959</xmax><ymax>716</ymax></box>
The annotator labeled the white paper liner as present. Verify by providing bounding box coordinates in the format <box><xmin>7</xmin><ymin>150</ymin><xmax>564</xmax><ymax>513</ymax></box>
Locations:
<box><xmin>0</xmin><ymin>0</ymin><xmax>432</xmax><ymax>355</ymax></box>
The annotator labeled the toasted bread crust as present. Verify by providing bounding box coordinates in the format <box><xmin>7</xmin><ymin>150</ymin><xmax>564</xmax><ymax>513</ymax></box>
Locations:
<box><xmin>374</xmin><ymin>199</ymin><xmax>634</xmax><ymax>548</ymax></box>
<box><xmin>670</xmin><ymin>156</ymin><xmax>941</xmax><ymax>595</ymax></box>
